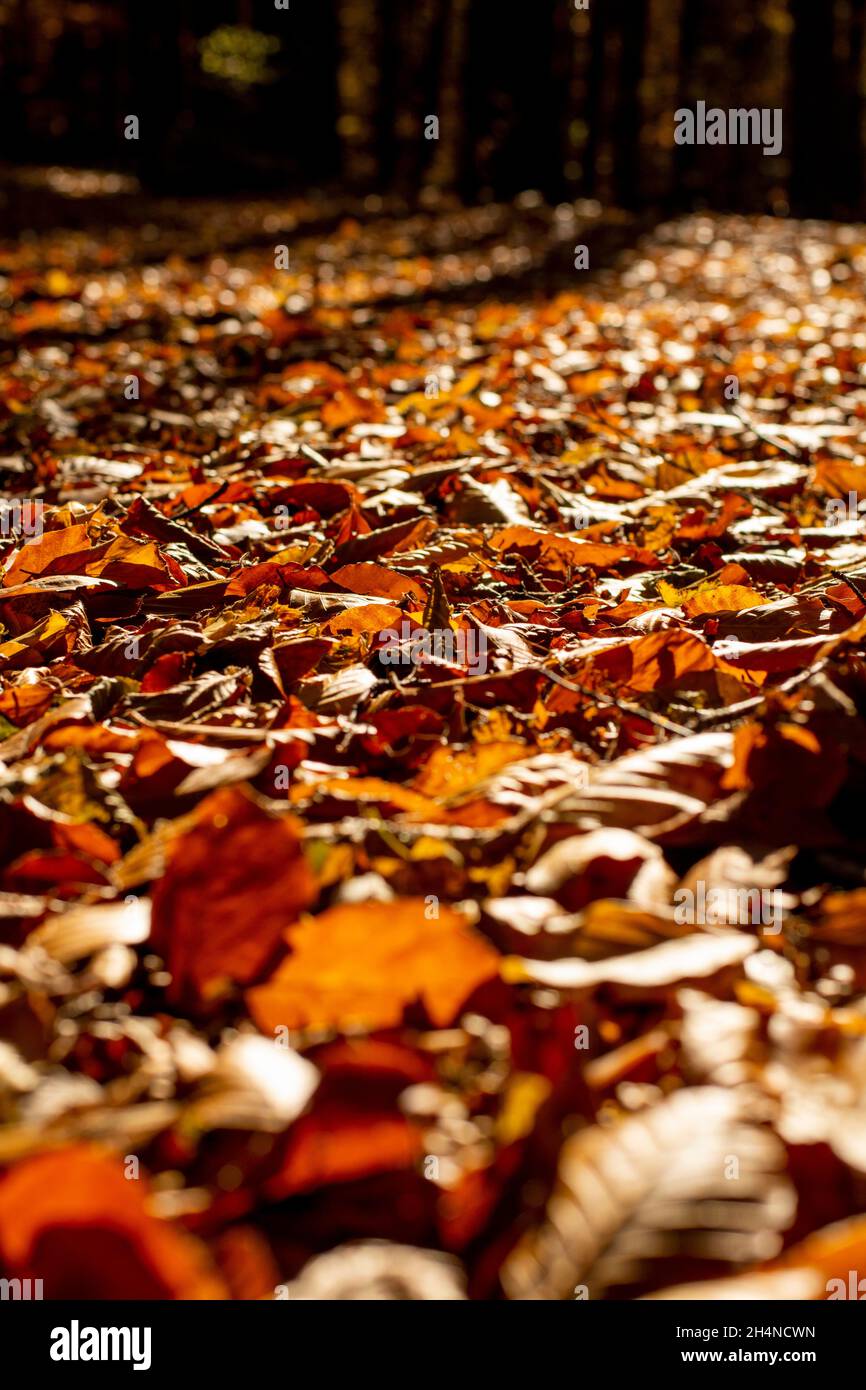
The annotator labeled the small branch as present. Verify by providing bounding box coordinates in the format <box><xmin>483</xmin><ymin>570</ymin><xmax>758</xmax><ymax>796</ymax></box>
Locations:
<box><xmin>542</xmin><ymin>668</ymin><xmax>694</xmax><ymax>737</ymax></box>
<box><xmin>831</xmin><ymin>569</ymin><xmax>866</xmax><ymax>605</ymax></box>
<box><xmin>173</xmin><ymin>478</ymin><xmax>231</xmax><ymax>520</ymax></box>
<box><xmin>300</xmin><ymin>443</ymin><xmax>331</xmax><ymax>469</ymax></box>
<box><xmin>696</xmin><ymin>660</ymin><xmax>829</xmax><ymax>727</ymax></box>
<box><xmin>726</xmin><ymin>401</ymin><xmax>802</xmax><ymax>460</ymax></box>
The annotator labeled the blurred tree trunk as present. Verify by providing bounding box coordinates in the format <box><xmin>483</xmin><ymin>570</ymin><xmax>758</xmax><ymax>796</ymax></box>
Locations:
<box><xmin>563</xmin><ymin>0</ymin><xmax>593</xmax><ymax>199</ymax></box>
<box><xmin>583</xmin><ymin>0</ymin><xmax>646</xmax><ymax>206</ymax></box>
<box><xmin>389</xmin><ymin>0</ymin><xmax>441</xmax><ymax>196</ymax></box>
<box><xmin>427</xmin><ymin>0</ymin><xmax>470</xmax><ymax>194</ymax></box>
<box><xmin>750</xmin><ymin>1</ymin><xmax>793</xmax><ymax>215</ymax></box>
<box><xmin>670</xmin><ymin>0</ymin><xmax>706</xmax><ymax>209</ymax></box>
<box><xmin>613</xmin><ymin>0</ymin><xmax>649</xmax><ymax>208</ymax></box>
<box><xmin>639</xmin><ymin>0</ymin><xmax>685</xmax><ymax>209</ymax></box>
<box><xmin>833</xmin><ymin>0</ymin><xmax>866</xmax><ymax>218</ymax></box>
<box><xmin>790</xmin><ymin>0</ymin><xmax>835</xmax><ymax>215</ymax></box>
<box><xmin>337</xmin><ymin>0</ymin><xmax>381</xmax><ymax>189</ymax></box>
<box><xmin>126</xmin><ymin>0</ymin><xmax>192</xmax><ymax>189</ymax></box>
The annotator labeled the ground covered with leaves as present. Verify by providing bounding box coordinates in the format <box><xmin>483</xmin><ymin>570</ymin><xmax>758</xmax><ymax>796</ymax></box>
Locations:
<box><xmin>1</xmin><ymin>201</ymin><xmax>866</xmax><ymax>1300</ymax></box>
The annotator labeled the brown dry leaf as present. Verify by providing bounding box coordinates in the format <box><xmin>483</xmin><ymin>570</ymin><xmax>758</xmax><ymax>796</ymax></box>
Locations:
<box><xmin>86</xmin><ymin>534</ymin><xmax>177</xmax><ymax>590</ymax></box>
<box><xmin>649</xmin><ymin>1214</ymin><xmax>866</xmax><ymax>1301</ymax></box>
<box><xmin>26</xmin><ymin>897</ymin><xmax>151</xmax><ymax>964</ymax></box>
<box><xmin>681</xmin><ymin>584</ymin><xmax>769</xmax><ymax>617</ymax></box>
<box><xmin>3</xmin><ymin>524</ymin><xmax>92</xmax><ymax>586</ymax></box>
<box><xmin>656</xmin><ymin>578</ymin><xmax>767</xmax><ymax>617</ymax></box>
<box><xmin>0</xmin><ymin>609</ymin><xmax>78</xmax><ymax>670</ymax></box>
<box><xmin>811</xmin><ymin>889</ymin><xmax>866</xmax><ymax>945</ymax></box>
<box><xmin>615</xmin><ymin>630</ymin><xmax>726</xmax><ymax>693</ymax></box>
<box><xmin>331</xmin><ymin>562</ymin><xmax>426</xmax><ymax>602</ymax></box>
<box><xmin>413</xmin><ymin>741</ymin><xmax>529</xmax><ymax>800</ymax></box>
<box><xmin>286</xmin><ymin>1243</ymin><xmax>466</xmax><ymax>1300</ymax></box>
<box><xmin>524</xmin><ymin>827</ymin><xmax>674</xmax><ymax>912</ymax></box>
<box><xmin>322</xmin><ymin>602</ymin><xmax>403</xmax><ymax>636</ymax></box>
<box><xmin>264</xmin><ymin>1103</ymin><xmax>421</xmax><ymax>1198</ymax></box>
<box><xmin>151</xmin><ymin>785</ymin><xmax>316</xmax><ymax>1008</ymax></box>
<box><xmin>504</xmin><ymin>931</ymin><xmax>757</xmax><ymax>992</ymax></box>
<box><xmin>501</xmin><ymin>1087</ymin><xmax>792</xmax><ymax>1299</ymax></box>
<box><xmin>559</xmin><ymin>731</ymin><xmax>734</xmax><ymax>836</ymax></box>
<box><xmin>723</xmin><ymin>720</ymin><xmax>846</xmax><ymax>810</ymax></box>
<box><xmin>489</xmin><ymin>525</ymin><xmax>653</xmax><ymax>576</ymax></box>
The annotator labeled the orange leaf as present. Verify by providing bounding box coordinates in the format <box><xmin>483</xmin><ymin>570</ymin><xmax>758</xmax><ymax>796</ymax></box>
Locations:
<box><xmin>247</xmin><ymin>899</ymin><xmax>500</xmax><ymax>1033</ymax></box>
<box><xmin>265</xmin><ymin>1103</ymin><xmax>421</xmax><ymax>1199</ymax></box>
<box><xmin>586</xmin><ymin>629</ymin><xmax>723</xmax><ymax>693</ymax></box>
<box><xmin>331</xmin><ymin>562</ymin><xmax>426</xmax><ymax>602</ymax></box>
<box><xmin>0</xmin><ymin>1147</ymin><xmax>225</xmax><ymax>1299</ymax></box>
<box><xmin>322</xmin><ymin>602</ymin><xmax>403</xmax><ymax>636</ymax></box>
<box><xmin>413</xmin><ymin>741</ymin><xmax>528</xmax><ymax>799</ymax></box>
<box><xmin>627</xmin><ymin>629</ymin><xmax>719</xmax><ymax>691</ymax></box>
<box><xmin>3</xmin><ymin>524</ymin><xmax>91</xmax><ymax>586</ymax></box>
<box><xmin>151</xmin><ymin>785</ymin><xmax>316</xmax><ymax>1008</ymax></box>
<box><xmin>659</xmin><ymin>582</ymin><xmax>768</xmax><ymax>617</ymax></box>
<box><xmin>489</xmin><ymin>525</ymin><xmax>655</xmax><ymax>575</ymax></box>
<box><xmin>87</xmin><ymin>534</ymin><xmax>177</xmax><ymax>590</ymax></box>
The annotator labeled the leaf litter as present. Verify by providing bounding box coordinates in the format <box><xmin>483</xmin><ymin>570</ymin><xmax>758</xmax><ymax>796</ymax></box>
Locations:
<box><xmin>0</xmin><ymin>207</ymin><xmax>866</xmax><ymax>1298</ymax></box>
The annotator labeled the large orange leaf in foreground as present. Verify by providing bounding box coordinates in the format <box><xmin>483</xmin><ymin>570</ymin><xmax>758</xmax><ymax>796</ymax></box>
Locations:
<box><xmin>248</xmin><ymin>899</ymin><xmax>500</xmax><ymax>1034</ymax></box>
<box><xmin>0</xmin><ymin>1147</ymin><xmax>225</xmax><ymax>1299</ymax></box>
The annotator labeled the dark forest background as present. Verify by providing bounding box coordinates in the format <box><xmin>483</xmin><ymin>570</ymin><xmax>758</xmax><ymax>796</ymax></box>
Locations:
<box><xmin>0</xmin><ymin>0</ymin><xmax>863</xmax><ymax>219</ymax></box>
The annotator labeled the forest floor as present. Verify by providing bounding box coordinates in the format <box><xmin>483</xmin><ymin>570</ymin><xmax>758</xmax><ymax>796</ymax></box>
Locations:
<box><xmin>0</xmin><ymin>193</ymin><xmax>866</xmax><ymax>1299</ymax></box>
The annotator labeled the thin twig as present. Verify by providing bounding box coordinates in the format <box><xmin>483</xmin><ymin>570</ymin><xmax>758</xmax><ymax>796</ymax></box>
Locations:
<box><xmin>300</xmin><ymin>442</ymin><xmax>331</xmax><ymax>469</ymax></box>
<box><xmin>831</xmin><ymin>569</ymin><xmax>866</xmax><ymax>605</ymax></box>
<box><xmin>173</xmin><ymin>478</ymin><xmax>231</xmax><ymax>520</ymax></box>
<box><xmin>726</xmin><ymin>401</ymin><xmax>802</xmax><ymax>460</ymax></box>
<box><xmin>542</xmin><ymin>668</ymin><xmax>695</xmax><ymax>736</ymax></box>
<box><xmin>695</xmin><ymin>660</ymin><xmax>829</xmax><ymax>726</ymax></box>
<box><xmin>391</xmin><ymin>659</ymin><xmax>692</xmax><ymax>735</ymax></box>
